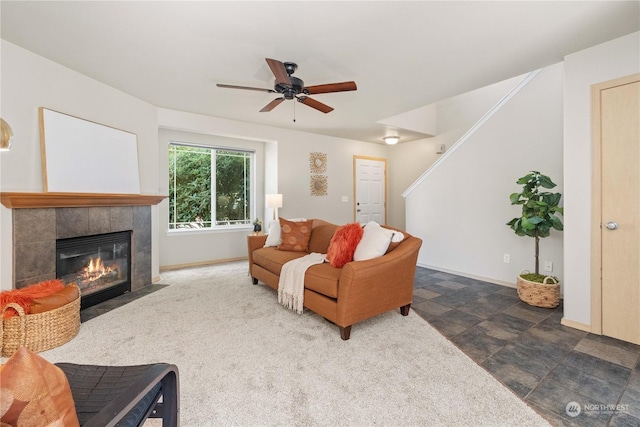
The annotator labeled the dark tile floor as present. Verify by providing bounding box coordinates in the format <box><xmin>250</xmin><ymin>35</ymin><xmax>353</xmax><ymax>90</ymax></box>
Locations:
<box><xmin>80</xmin><ymin>284</ymin><xmax>167</xmax><ymax>322</ymax></box>
<box><xmin>81</xmin><ymin>267</ymin><xmax>640</xmax><ymax>427</ymax></box>
<box><xmin>411</xmin><ymin>266</ymin><xmax>640</xmax><ymax>427</ymax></box>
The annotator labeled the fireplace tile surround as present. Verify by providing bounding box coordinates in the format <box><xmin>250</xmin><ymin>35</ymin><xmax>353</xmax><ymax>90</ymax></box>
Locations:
<box><xmin>12</xmin><ymin>206</ymin><xmax>151</xmax><ymax>292</ymax></box>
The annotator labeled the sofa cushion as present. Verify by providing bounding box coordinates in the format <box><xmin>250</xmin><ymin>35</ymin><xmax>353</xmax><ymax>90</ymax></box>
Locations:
<box><xmin>253</xmin><ymin>247</ymin><xmax>307</xmax><ymax>276</ymax></box>
<box><xmin>304</xmin><ymin>263</ymin><xmax>341</xmax><ymax>299</ymax></box>
<box><xmin>326</xmin><ymin>223</ymin><xmax>363</xmax><ymax>268</ymax></box>
<box><xmin>0</xmin><ymin>347</ymin><xmax>80</xmax><ymax>426</ymax></box>
<box><xmin>264</xmin><ymin>218</ymin><xmax>309</xmax><ymax>248</ymax></box>
<box><xmin>353</xmin><ymin>221</ymin><xmax>395</xmax><ymax>261</ymax></box>
<box><xmin>252</xmin><ymin>247</ymin><xmax>340</xmax><ymax>298</ymax></box>
<box><xmin>277</xmin><ymin>218</ymin><xmax>313</xmax><ymax>252</ymax></box>
<box><xmin>307</xmin><ymin>223</ymin><xmax>339</xmax><ymax>254</ymax></box>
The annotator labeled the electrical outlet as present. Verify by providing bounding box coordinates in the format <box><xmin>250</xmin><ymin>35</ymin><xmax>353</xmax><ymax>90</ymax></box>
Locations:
<box><xmin>544</xmin><ymin>261</ymin><xmax>553</xmax><ymax>272</ymax></box>
<box><xmin>503</xmin><ymin>254</ymin><xmax>510</xmax><ymax>263</ymax></box>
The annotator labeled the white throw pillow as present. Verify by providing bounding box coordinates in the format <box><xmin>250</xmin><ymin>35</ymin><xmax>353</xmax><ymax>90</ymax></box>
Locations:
<box><xmin>263</xmin><ymin>220</ymin><xmax>282</xmax><ymax>247</ymax></box>
<box><xmin>353</xmin><ymin>221</ymin><xmax>395</xmax><ymax>261</ymax></box>
<box><xmin>391</xmin><ymin>231</ymin><xmax>405</xmax><ymax>243</ymax></box>
<box><xmin>263</xmin><ymin>218</ymin><xmax>308</xmax><ymax>247</ymax></box>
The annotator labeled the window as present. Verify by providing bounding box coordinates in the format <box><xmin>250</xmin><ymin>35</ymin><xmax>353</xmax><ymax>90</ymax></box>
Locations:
<box><xmin>169</xmin><ymin>142</ymin><xmax>254</xmax><ymax>230</ymax></box>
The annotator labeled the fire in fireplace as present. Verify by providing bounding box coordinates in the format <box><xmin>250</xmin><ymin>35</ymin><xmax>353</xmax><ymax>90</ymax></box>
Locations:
<box><xmin>56</xmin><ymin>231</ymin><xmax>132</xmax><ymax>310</ymax></box>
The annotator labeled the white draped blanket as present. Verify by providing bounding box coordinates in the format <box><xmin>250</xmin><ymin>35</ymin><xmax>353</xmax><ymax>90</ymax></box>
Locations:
<box><xmin>277</xmin><ymin>253</ymin><xmax>326</xmax><ymax>314</ymax></box>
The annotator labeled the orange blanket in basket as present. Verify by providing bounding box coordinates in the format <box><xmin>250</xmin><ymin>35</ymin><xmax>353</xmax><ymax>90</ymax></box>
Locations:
<box><xmin>0</xmin><ymin>279</ymin><xmax>65</xmax><ymax>318</ymax></box>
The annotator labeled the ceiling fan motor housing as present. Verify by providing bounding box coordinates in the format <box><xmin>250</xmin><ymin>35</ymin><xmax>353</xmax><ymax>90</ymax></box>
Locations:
<box><xmin>275</xmin><ymin>76</ymin><xmax>304</xmax><ymax>99</ymax></box>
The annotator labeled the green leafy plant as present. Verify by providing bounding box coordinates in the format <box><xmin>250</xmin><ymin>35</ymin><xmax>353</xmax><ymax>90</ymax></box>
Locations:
<box><xmin>506</xmin><ymin>171</ymin><xmax>564</xmax><ymax>276</ymax></box>
<box><xmin>252</xmin><ymin>218</ymin><xmax>262</xmax><ymax>226</ymax></box>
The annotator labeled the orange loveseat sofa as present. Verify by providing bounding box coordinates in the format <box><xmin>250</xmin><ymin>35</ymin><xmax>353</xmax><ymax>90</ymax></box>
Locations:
<box><xmin>247</xmin><ymin>219</ymin><xmax>422</xmax><ymax>340</ymax></box>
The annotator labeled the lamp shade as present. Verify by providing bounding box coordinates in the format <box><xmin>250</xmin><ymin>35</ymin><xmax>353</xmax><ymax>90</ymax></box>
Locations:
<box><xmin>0</xmin><ymin>118</ymin><xmax>14</xmax><ymax>151</ymax></box>
<box><xmin>266</xmin><ymin>194</ymin><xmax>283</xmax><ymax>209</ymax></box>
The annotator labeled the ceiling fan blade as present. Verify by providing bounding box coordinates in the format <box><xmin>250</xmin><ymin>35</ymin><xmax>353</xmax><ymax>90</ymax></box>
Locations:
<box><xmin>265</xmin><ymin>58</ymin><xmax>291</xmax><ymax>86</ymax></box>
<box><xmin>216</xmin><ymin>83</ymin><xmax>275</xmax><ymax>93</ymax></box>
<box><xmin>305</xmin><ymin>81</ymin><xmax>357</xmax><ymax>95</ymax></box>
<box><xmin>297</xmin><ymin>96</ymin><xmax>334</xmax><ymax>114</ymax></box>
<box><xmin>260</xmin><ymin>97</ymin><xmax>285</xmax><ymax>112</ymax></box>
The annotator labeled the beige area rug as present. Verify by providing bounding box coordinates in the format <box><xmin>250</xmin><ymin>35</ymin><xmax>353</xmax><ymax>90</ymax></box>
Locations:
<box><xmin>42</xmin><ymin>262</ymin><xmax>550</xmax><ymax>426</ymax></box>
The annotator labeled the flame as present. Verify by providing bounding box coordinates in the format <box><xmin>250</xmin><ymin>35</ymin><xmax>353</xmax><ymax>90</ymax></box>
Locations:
<box><xmin>82</xmin><ymin>257</ymin><xmax>115</xmax><ymax>281</ymax></box>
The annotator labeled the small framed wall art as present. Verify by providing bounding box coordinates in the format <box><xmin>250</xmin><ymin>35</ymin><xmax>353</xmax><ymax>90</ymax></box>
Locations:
<box><xmin>310</xmin><ymin>175</ymin><xmax>328</xmax><ymax>196</ymax></box>
<box><xmin>309</xmin><ymin>152</ymin><xmax>327</xmax><ymax>174</ymax></box>
<box><xmin>309</xmin><ymin>152</ymin><xmax>328</xmax><ymax>196</ymax></box>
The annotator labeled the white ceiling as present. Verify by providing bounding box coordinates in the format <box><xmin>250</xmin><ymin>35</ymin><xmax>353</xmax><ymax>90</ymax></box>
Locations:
<box><xmin>2</xmin><ymin>1</ymin><xmax>639</xmax><ymax>144</ymax></box>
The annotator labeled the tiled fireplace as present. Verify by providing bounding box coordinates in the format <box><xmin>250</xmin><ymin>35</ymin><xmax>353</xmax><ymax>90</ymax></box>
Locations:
<box><xmin>12</xmin><ymin>206</ymin><xmax>152</xmax><ymax>308</ymax></box>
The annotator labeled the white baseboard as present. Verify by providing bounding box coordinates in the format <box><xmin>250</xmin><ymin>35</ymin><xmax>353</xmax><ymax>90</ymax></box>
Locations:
<box><xmin>160</xmin><ymin>257</ymin><xmax>247</xmax><ymax>272</ymax></box>
<box><xmin>417</xmin><ymin>263</ymin><xmax>517</xmax><ymax>288</ymax></box>
<box><xmin>560</xmin><ymin>317</ymin><xmax>591</xmax><ymax>333</ymax></box>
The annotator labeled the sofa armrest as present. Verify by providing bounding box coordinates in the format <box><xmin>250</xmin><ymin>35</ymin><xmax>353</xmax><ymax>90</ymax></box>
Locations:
<box><xmin>247</xmin><ymin>234</ymin><xmax>268</xmax><ymax>252</ymax></box>
<box><xmin>247</xmin><ymin>234</ymin><xmax>268</xmax><ymax>274</ymax></box>
<box><xmin>335</xmin><ymin>236</ymin><xmax>422</xmax><ymax>326</ymax></box>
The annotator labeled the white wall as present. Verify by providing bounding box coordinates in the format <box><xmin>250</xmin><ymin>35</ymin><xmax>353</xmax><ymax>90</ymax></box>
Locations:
<box><xmin>404</xmin><ymin>63</ymin><xmax>565</xmax><ymax>286</ymax></box>
<box><xmin>0</xmin><ymin>41</ymin><xmax>161</xmax><ymax>290</ymax></box>
<box><xmin>388</xmin><ymin>74</ymin><xmax>526</xmax><ymax>230</ymax></box>
<box><xmin>387</xmin><ymin>138</ymin><xmax>441</xmax><ymax>230</ymax></box>
<box><xmin>157</xmin><ymin>109</ymin><xmax>389</xmax><ymax>267</ymax></box>
<box><xmin>563</xmin><ymin>32</ymin><xmax>640</xmax><ymax>327</ymax></box>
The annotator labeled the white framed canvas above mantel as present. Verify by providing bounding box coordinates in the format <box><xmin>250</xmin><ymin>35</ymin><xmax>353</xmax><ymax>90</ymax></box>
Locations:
<box><xmin>39</xmin><ymin>107</ymin><xmax>141</xmax><ymax>194</ymax></box>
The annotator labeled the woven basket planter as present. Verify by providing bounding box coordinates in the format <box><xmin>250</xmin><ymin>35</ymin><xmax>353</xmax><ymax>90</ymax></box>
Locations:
<box><xmin>517</xmin><ymin>273</ymin><xmax>560</xmax><ymax>308</ymax></box>
<box><xmin>0</xmin><ymin>284</ymin><xmax>81</xmax><ymax>357</ymax></box>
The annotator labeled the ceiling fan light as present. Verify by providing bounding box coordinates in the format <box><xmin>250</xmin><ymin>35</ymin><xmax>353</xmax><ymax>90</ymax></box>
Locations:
<box><xmin>383</xmin><ymin>136</ymin><xmax>400</xmax><ymax>145</ymax></box>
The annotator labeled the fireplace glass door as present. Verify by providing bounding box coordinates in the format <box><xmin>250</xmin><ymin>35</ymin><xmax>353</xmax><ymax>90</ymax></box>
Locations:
<box><xmin>56</xmin><ymin>231</ymin><xmax>131</xmax><ymax>309</ymax></box>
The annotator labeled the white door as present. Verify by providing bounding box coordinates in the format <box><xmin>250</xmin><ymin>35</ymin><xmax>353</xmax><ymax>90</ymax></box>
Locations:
<box><xmin>591</xmin><ymin>74</ymin><xmax>640</xmax><ymax>345</ymax></box>
<box><xmin>354</xmin><ymin>157</ymin><xmax>386</xmax><ymax>224</ymax></box>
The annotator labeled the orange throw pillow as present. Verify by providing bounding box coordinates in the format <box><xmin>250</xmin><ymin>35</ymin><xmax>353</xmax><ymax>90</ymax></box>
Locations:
<box><xmin>277</xmin><ymin>218</ymin><xmax>313</xmax><ymax>252</ymax></box>
<box><xmin>0</xmin><ymin>279</ymin><xmax>66</xmax><ymax>319</ymax></box>
<box><xmin>30</xmin><ymin>284</ymin><xmax>80</xmax><ymax>314</ymax></box>
<box><xmin>326</xmin><ymin>223</ymin><xmax>364</xmax><ymax>268</ymax></box>
<box><xmin>0</xmin><ymin>347</ymin><xmax>80</xmax><ymax>426</ymax></box>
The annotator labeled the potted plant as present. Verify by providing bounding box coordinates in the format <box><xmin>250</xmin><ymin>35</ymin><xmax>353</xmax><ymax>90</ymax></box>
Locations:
<box><xmin>506</xmin><ymin>171</ymin><xmax>564</xmax><ymax>308</ymax></box>
<box><xmin>252</xmin><ymin>218</ymin><xmax>263</xmax><ymax>233</ymax></box>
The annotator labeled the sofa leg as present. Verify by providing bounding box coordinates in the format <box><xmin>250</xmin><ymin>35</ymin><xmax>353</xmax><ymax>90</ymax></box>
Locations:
<box><xmin>400</xmin><ymin>304</ymin><xmax>411</xmax><ymax>316</ymax></box>
<box><xmin>340</xmin><ymin>326</ymin><xmax>352</xmax><ymax>340</ymax></box>
<box><xmin>251</xmin><ymin>277</ymin><xmax>258</xmax><ymax>285</ymax></box>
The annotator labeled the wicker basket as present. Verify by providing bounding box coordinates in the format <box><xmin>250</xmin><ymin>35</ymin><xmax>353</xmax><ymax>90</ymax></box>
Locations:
<box><xmin>0</xmin><ymin>284</ymin><xmax>81</xmax><ymax>357</ymax></box>
<box><xmin>517</xmin><ymin>273</ymin><xmax>560</xmax><ymax>308</ymax></box>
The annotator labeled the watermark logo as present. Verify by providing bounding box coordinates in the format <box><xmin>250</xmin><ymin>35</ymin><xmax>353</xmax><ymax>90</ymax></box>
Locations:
<box><xmin>565</xmin><ymin>401</ymin><xmax>629</xmax><ymax>418</ymax></box>
<box><xmin>584</xmin><ymin>404</ymin><xmax>630</xmax><ymax>415</ymax></box>
<box><xmin>566</xmin><ymin>401</ymin><xmax>581</xmax><ymax>418</ymax></box>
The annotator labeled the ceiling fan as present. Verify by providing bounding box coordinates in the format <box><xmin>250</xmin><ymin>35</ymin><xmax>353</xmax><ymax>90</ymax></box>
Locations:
<box><xmin>216</xmin><ymin>58</ymin><xmax>357</xmax><ymax>114</ymax></box>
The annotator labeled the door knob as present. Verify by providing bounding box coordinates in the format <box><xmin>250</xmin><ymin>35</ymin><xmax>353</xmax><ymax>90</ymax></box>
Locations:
<box><xmin>606</xmin><ymin>221</ymin><xmax>618</xmax><ymax>230</ymax></box>
<box><xmin>356</xmin><ymin>209</ymin><xmax>361</xmax><ymax>212</ymax></box>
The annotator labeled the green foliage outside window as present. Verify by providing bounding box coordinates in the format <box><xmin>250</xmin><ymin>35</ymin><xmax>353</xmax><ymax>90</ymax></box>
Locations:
<box><xmin>216</xmin><ymin>150</ymin><xmax>251</xmax><ymax>225</ymax></box>
<box><xmin>169</xmin><ymin>144</ymin><xmax>252</xmax><ymax>229</ymax></box>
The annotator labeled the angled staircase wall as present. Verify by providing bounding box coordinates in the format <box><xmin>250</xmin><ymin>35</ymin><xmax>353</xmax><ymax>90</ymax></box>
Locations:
<box><xmin>403</xmin><ymin>63</ymin><xmax>564</xmax><ymax>286</ymax></box>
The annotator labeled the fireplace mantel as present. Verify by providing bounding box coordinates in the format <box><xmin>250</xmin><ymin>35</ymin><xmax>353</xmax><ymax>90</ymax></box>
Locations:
<box><xmin>0</xmin><ymin>192</ymin><xmax>166</xmax><ymax>209</ymax></box>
